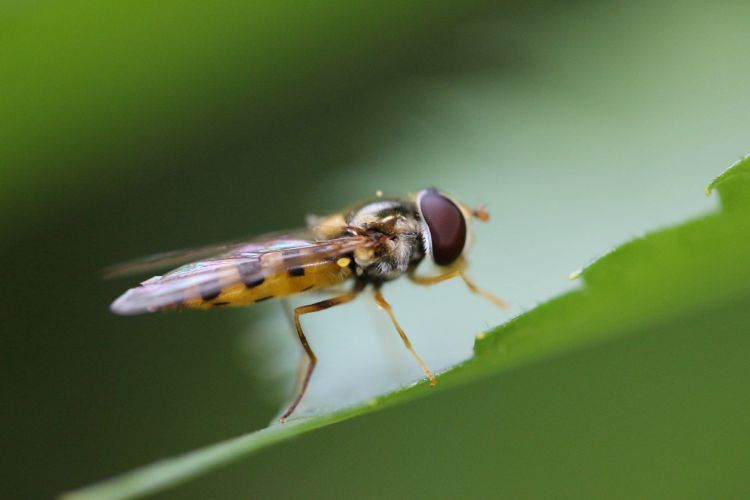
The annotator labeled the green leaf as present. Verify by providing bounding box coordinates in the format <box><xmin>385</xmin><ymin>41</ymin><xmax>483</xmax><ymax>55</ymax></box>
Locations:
<box><xmin>62</xmin><ymin>155</ymin><xmax>750</xmax><ymax>500</ymax></box>
<box><xmin>706</xmin><ymin>155</ymin><xmax>750</xmax><ymax>211</ymax></box>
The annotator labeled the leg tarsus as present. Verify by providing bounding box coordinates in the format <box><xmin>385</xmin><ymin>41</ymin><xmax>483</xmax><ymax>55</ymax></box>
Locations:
<box><xmin>459</xmin><ymin>271</ymin><xmax>509</xmax><ymax>310</ymax></box>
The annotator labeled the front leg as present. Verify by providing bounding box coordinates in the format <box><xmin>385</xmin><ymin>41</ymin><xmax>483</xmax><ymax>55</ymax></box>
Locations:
<box><xmin>408</xmin><ymin>260</ymin><xmax>508</xmax><ymax>310</ymax></box>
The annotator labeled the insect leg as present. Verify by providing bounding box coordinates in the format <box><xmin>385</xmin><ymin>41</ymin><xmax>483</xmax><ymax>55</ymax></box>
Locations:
<box><xmin>407</xmin><ymin>268</ymin><xmax>461</xmax><ymax>286</ymax></box>
<box><xmin>279</xmin><ymin>298</ymin><xmax>308</xmax><ymax>390</ymax></box>
<box><xmin>281</xmin><ymin>282</ymin><xmax>365</xmax><ymax>422</ymax></box>
<box><xmin>372</xmin><ymin>287</ymin><xmax>436</xmax><ymax>386</ymax></box>
<box><xmin>458</xmin><ymin>271</ymin><xmax>509</xmax><ymax>310</ymax></box>
<box><xmin>408</xmin><ymin>262</ymin><xmax>508</xmax><ymax>310</ymax></box>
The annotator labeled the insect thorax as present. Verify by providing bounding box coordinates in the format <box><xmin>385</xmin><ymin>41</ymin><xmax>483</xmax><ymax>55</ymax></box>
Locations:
<box><xmin>346</xmin><ymin>198</ymin><xmax>426</xmax><ymax>282</ymax></box>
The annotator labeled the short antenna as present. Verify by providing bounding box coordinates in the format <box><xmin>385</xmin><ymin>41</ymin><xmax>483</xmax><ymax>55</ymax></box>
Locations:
<box><xmin>472</xmin><ymin>205</ymin><xmax>490</xmax><ymax>222</ymax></box>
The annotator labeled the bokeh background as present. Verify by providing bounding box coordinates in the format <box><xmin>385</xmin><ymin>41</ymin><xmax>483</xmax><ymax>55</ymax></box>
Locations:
<box><xmin>3</xmin><ymin>1</ymin><xmax>750</xmax><ymax>498</ymax></box>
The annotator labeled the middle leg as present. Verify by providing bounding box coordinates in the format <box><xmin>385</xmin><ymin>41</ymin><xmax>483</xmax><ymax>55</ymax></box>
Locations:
<box><xmin>373</xmin><ymin>287</ymin><xmax>436</xmax><ymax>386</ymax></box>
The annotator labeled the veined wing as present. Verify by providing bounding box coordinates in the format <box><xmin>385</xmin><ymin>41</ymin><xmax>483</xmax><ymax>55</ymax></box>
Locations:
<box><xmin>104</xmin><ymin>229</ymin><xmax>313</xmax><ymax>278</ymax></box>
<box><xmin>110</xmin><ymin>236</ymin><xmax>368</xmax><ymax>315</ymax></box>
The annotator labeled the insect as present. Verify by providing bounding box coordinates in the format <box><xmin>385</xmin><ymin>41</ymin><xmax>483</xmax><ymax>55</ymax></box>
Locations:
<box><xmin>109</xmin><ymin>189</ymin><xmax>507</xmax><ymax>421</ymax></box>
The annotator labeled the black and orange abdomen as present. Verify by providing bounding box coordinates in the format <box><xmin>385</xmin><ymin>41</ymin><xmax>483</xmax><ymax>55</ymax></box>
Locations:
<box><xmin>177</xmin><ymin>259</ymin><xmax>353</xmax><ymax>310</ymax></box>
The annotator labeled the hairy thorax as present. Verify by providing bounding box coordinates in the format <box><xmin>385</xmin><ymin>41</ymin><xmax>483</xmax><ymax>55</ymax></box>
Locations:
<box><xmin>326</xmin><ymin>198</ymin><xmax>426</xmax><ymax>283</ymax></box>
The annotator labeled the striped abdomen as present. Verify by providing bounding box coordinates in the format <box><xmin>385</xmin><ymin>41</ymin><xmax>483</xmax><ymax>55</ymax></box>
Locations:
<box><xmin>175</xmin><ymin>259</ymin><xmax>353</xmax><ymax>310</ymax></box>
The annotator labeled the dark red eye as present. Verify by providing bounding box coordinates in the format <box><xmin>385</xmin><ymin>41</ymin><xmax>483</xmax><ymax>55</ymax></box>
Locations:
<box><xmin>418</xmin><ymin>190</ymin><xmax>467</xmax><ymax>266</ymax></box>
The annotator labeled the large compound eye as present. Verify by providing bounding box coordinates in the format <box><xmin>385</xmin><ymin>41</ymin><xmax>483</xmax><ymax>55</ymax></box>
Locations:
<box><xmin>418</xmin><ymin>190</ymin><xmax>467</xmax><ymax>266</ymax></box>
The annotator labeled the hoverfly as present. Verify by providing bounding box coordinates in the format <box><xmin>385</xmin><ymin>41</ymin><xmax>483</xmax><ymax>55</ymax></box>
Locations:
<box><xmin>109</xmin><ymin>189</ymin><xmax>507</xmax><ymax>421</ymax></box>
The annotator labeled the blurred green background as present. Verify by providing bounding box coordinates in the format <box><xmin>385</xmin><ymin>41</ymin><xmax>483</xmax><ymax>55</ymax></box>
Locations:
<box><xmin>3</xmin><ymin>1</ymin><xmax>750</xmax><ymax>498</ymax></box>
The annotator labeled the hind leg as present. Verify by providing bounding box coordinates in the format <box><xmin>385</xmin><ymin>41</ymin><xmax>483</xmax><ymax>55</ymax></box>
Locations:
<box><xmin>280</xmin><ymin>282</ymin><xmax>364</xmax><ymax>422</ymax></box>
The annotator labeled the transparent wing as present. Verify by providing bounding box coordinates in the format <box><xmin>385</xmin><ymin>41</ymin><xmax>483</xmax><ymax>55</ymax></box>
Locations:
<box><xmin>104</xmin><ymin>229</ymin><xmax>313</xmax><ymax>279</ymax></box>
<box><xmin>110</xmin><ymin>235</ymin><xmax>369</xmax><ymax>315</ymax></box>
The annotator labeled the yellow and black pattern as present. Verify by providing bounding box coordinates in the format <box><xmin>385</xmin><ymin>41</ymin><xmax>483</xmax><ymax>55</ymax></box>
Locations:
<box><xmin>110</xmin><ymin>237</ymin><xmax>365</xmax><ymax>315</ymax></box>
<box><xmin>180</xmin><ymin>257</ymin><xmax>354</xmax><ymax>310</ymax></box>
